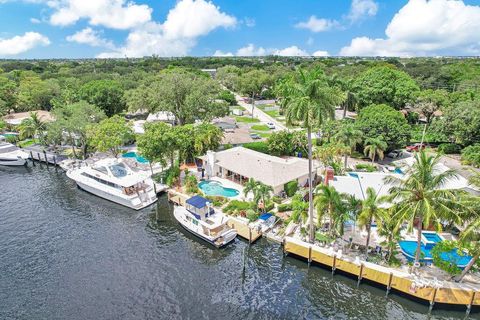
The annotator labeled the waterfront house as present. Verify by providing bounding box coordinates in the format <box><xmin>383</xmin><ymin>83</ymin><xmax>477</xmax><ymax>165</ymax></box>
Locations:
<box><xmin>3</xmin><ymin>110</ymin><xmax>54</xmax><ymax>126</ymax></box>
<box><xmin>200</xmin><ymin>147</ymin><xmax>315</xmax><ymax>195</ymax></box>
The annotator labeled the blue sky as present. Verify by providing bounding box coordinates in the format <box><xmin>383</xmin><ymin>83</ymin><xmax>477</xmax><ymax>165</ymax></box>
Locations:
<box><xmin>1</xmin><ymin>0</ymin><xmax>480</xmax><ymax>58</ymax></box>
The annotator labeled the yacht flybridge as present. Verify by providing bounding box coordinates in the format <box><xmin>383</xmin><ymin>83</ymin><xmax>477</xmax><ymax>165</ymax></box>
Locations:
<box><xmin>0</xmin><ymin>142</ymin><xmax>29</xmax><ymax>166</ymax></box>
<box><xmin>173</xmin><ymin>195</ymin><xmax>237</xmax><ymax>248</ymax></box>
<box><xmin>66</xmin><ymin>158</ymin><xmax>157</xmax><ymax>210</ymax></box>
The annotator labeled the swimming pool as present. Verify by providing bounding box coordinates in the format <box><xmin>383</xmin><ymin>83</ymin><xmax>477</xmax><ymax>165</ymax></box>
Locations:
<box><xmin>122</xmin><ymin>151</ymin><xmax>149</xmax><ymax>164</ymax></box>
<box><xmin>198</xmin><ymin>180</ymin><xmax>240</xmax><ymax>198</ymax></box>
<box><xmin>398</xmin><ymin>232</ymin><xmax>472</xmax><ymax>268</ymax></box>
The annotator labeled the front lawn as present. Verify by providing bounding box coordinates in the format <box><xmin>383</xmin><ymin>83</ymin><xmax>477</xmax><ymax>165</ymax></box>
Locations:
<box><xmin>235</xmin><ymin>116</ymin><xmax>260</xmax><ymax>123</ymax></box>
<box><xmin>251</xmin><ymin>124</ymin><xmax>270</xmax><ymax>131</ymax></box>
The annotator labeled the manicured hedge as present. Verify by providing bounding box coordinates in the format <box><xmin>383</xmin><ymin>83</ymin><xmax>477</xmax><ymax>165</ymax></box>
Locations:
<box><xmin>437</xmin><ymin>143</ymin><xmax>461</xmax><ymax>154</ymax></box>
<box><xmin>284</xmin><ymin>180</ymin><xmax>298</xmax><ymax>197</ymax></box>
<box><xmin>243</xmin><ymin>141</ymin><xmax>269</xmax><ymax>154</ymax></box>
<box><xmin>461</xmin><ymin>144</ymin><xmax>480</xmax><ymax>167</ymax></box>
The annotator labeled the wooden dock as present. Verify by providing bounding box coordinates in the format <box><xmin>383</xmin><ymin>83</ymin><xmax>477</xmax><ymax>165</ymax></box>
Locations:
<box><xmin>284</xmin><ymin>237</ymin><xmax>480</xmax><ymax>313</ymax></box>
<box><xmin>22</xmin><ymin>146</ymin><xmax>67</xmax><ymax>166</ymax></box>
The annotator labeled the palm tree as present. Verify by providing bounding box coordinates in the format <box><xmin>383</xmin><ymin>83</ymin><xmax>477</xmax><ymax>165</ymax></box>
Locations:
<box><xmin>357</xmin><ymin>187</ymin><xmax>386</xmax><ymax>257</ymax></box>
<box><xmin>346</xmin><ymin>194</ymin><xmax>362</xmax><ymax>234</ymax></box>
<box><xmin>468</xmin><ymin>170</ymin><xmax>480</xmax><ymax>189</ymax></box>
<box><xmin>363</xmin><ymin>137</ymin><xmax>387</xmax><ymax>163</ymax></box>
<box><xmin>18</xmin><ymin>112</ymin><xmax>46</xmax><ymax>143</ymax></box>
<box><xmin>243</xmin><ymin>178</ymin><xmax>259</xmax><ymax>199</ymax></box>
<box><xmin>277</xmin><ymin>68</ymin><xmax>344</xmax><ymax>243</ymax></box>
<box><xmin>335</xmin><ymin>123</ymin><xmax>362</xmax><ymax>169</ymax></box>
<box><xmin>314</xmin><ymin>185</ymin><xmax>345</xmax><ymax>237</ymax></box>
<box><xmin>377</xmin><ymin>206</ymin><xmax>402</xmax><ymax>263</ymax></box>
<box><xmin>385</xmin><ymin>151</ymin><xmax>460</xmax><ymax>268</ymax></box>
<box><xmin>253</xmin><ymin>182</ymin><xmax>273</xmax><ymax>213</ymax></box>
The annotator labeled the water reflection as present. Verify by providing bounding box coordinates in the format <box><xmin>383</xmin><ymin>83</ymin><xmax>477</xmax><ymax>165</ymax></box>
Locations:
<box><xmin>0</xmin><ymin>165</ymin><xmax>476</xmax><ymax>320</ymax></box>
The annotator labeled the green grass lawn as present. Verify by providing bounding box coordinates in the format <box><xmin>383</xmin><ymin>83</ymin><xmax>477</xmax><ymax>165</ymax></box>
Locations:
<box><xmin>258</xmin><ymin>132</ymin><xmax>272</xmax><ymax>138</ymax></box>
<box><xmin>235</xmin><ymin>116</ymin><xmax>260</xmax><ymax>123</ymax></box>
<box><xmin>250</xmin><ymin>124</ymin><xmax>270</xmax><ymax>131</ymax></box>
<box><xmin>18</xmin><ymin>139</ymin><xmax>35</xmax><ymax>148</ymax></box>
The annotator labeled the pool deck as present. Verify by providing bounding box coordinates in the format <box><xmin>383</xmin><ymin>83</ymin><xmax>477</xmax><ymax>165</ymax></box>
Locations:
<box><xmin>284</xmin><ymin>236</ymin><xmax>480</xmax><ymax>311</ymax></box>
<box><xmin>207</xmin><ymin>176</ymin><xmax>244</xmax><ymax>200</ymax></box>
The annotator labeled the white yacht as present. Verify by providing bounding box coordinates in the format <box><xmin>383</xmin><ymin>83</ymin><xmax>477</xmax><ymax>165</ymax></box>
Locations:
<box><xmin>66</xmin><ymin>158</ymin><xmax>157</xmax><ymax>210</ymax></box>
<box><xmin>173</xmin><ymin>195</ymin><xmax>237</xmax><ymax>248</ymax></box>
<box><xmin>0</xmin><ymin>142</ymin><xmax>29</xmax><ymax>166</ymax></box>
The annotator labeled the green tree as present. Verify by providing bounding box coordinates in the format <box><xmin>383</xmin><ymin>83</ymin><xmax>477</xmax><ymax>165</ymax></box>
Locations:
<box><xmin>377</xmin><ymin>208</ymin><xmax>401</xmax><ymax>263</ymax></box>
<box><xmin>17</xmin><ymin>76</ymin><xmax>60</xmax><ymax>111</ymax></box>
<box><xmin>354</xmin><ymin>65</ymin><xmax>420</xmax><ymax>110</ymax></box>
<box><xmin>126</xmin><ymin>69</ymin><xmax>227</xmax><ymax>125</ymax></box>
<box><xmin>18</xmin><ymin>111</ymin><xmax>47</xmax><ymax>143</ymax></box>
<box><xmin>253</xmin><ymin>182</ymin><xmax>274</xmax><ymax>213</ymax></box>
<box><xmin>277</xmin><ymin>68</ymin><xmax>343</xmax><ymax>243</ymax></box>
<box><xmin>453</xmin><ymin>215</ymin><xmax>480</xmax><ymax>282</ymax></box>
<box><xmin>363</xmin><ymin>136</ymin><xmax>387</xmax><ymax>163</ymax></box>
<box><xmin>432</xmin><ymin>101</ymin><xmax>480</xmax><ymax>146</ymax></box>
<box><xmin>193</xmin><ymin>123</ymin><xmax>224</xmax><ymax>156</ymax></box>
<box><xmin>355</xmin><ymin>104</ymin><xmax>411</xmax><ymax>150</ymax></box>
<box><xmin>88</xmin><ymin>115</ymin><xmax>133</xmax><ymax>157</ymax></box>
<box><xmin>314</xmin><ymin>185</ymin><xmax>346</xmax><ymax>237</ymax></box>
<box><xmin>243</xmin><ymin>178</ymin><xmax>259</xmax><ymax>199</ymax></box>
<box><xmin>52</xmin><ymin>101</ymin><xmax>106</xmax><ymax>158</ymax></box>
<box><xmin>414</xmin><ymin>89</ymin><xmax>449</xmax><ymax>124</ymax></box>
<box><xmin>335</xmin><ymin>123</ymin><xmax>363</xmax><ymax>169</ymax></box>
<box><xmin>385</xmin><ymin>151</ymin><xmax>461</xmax><ymax>269</ymax></box>
<box><xmin>216</xmin><ymin>65</ymin><xmax>241</xmax><ymax>91</ymax></box>
<box><xmin>267</xmin><ymin>130</ymin><xmax>307</xmax><ymax>156</ymax></box>
<box><xmin>357</xmin><ymin>187</ymin><xmax>386</xmax><ymax>257</ymax></box>
<box><xmin>0</xmin><ymin>76</ymin><xmax>17</xmax><ymax>111</ymax></box>
<box><xmin>237</xmin><ymin>69</ymin><xmax>271</xmax><ymax>118</ymax></box>
<box><xmin>137</xmin><ymin>122</ymin><xmax>177</xmax><ymax>167</ymax></box>
<box><xmin>80</xmin><ymin>80</ymin><xmax>126</xmax><ymax>116</ymax></box>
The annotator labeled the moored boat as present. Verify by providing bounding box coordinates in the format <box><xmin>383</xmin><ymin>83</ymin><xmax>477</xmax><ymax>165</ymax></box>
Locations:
<box><xmin>66</xmin><ymin>158</ymin><xmax>157</xmax><ymax>210</ymax></box>
<box><xmin>173</xmin><ymin>195</ymin><xmax>237</xmax><ymax>248</ymax></box>
<box><xmin>0</xmin><ymin>142</ymin><xmax>29</xmax><ymax>166</ymax></box>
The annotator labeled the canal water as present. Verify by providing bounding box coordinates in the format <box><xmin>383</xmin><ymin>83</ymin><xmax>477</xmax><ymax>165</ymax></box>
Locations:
<box><xmin>0</xmin><ymin>165</ymin><xmax>476</xmax><ymax>320</ymax></box>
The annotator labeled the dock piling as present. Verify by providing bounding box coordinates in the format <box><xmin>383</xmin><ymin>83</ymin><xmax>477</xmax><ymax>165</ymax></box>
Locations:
<box><xmin>332</xmin><ymin>255</ymin><xmax>337</xmax><ymax>275</ymax></box>
<box><xmin>29</xmin><ymin>151</ymin><xmax>35</xmax><ymax>166</ymax></box>
<box><xmin>357</xmin><ymin>264</ymin><xmax>364</xmax><ymax>288</ymax></box>
<box><xmin>386</xmin><ymin>273</ymin><xmax>393</xmax><ymax>296</ymax></box>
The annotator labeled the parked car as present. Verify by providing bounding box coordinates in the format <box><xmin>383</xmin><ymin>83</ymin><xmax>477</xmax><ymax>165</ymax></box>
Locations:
<box><xmin>387</xmin><ymin>150</ymin><xmax>403</xmax><ymax>158</ymax></box>
<box><xmin>406</xmin><ymin>143</ymin><xmax>427</xmax><ymax>152</ymax></box>
<box><xmin>250</xmin><ymin>133</ymin><xmax>261</xmax><ymax>140</ymax></box>
<box><xmin>266</xmin><ymin>122</ymin><xmax>275</xmax><ymax>129</ymax></box>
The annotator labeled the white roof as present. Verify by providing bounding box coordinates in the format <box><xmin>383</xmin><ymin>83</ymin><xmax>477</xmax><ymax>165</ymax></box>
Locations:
<box><xmin>146</xmin><ymin>111</ymin><xmax>176</xmax><ymax>122</ymax></box>
<box><xmin>210</xmin><ymin>147</ymin><xmax>312</xmax><ymax>187</ymax></box>
<box><xmin>132</xmin><ymin>120</ymin><xmax>145</xmax><ymax>134</ymax></box>
<box><xmin>331</xmin><ymin>160</ymin><xmax>473</xmax><ymax>202</ymax></box>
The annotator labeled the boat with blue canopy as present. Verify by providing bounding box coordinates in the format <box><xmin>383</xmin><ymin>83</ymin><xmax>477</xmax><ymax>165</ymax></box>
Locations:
<box><xmin>173</xmin><ymin>195</ymin><xmax>237</xmax><ymax>248</ymax></box>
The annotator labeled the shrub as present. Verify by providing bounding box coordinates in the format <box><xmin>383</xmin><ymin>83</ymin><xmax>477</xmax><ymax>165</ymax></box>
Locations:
<box><xmin>272</xmin><ymin>196</ymin><xmax>282</xmax><ymax>204</ymax></box>
<box><xmin>223</xmin><ymin>200</ymin><xmax>252</xmax><ymax>214</ymax></box>
<box><xmin>355</xmin><ymin>163</ymin><xmax>377</xmax><ymax>172</ymax></box>
<box><xmin>243</xmin><ymin>141</ymin><xmax>269</xmax><ymax>154</ymax></box>
<box><xmin>205</xmin><ymin>195</ymin><xmax>228</xmax><ymax>207</ymax></box>
<box><xmin>277</xmin><ymin>203</ymin><xmax>292</xmax><ymax>212</ymax></box>
<box><xmin>184</xmin><ymin>173</ymin><xmax>198</xmax><ymax>194</ymax></box>
<box><xmin>461</xmin><ymin>144</ymin><xmax>480</xmax><ymax>167</ymax></box>
<box><xmin>284</xmin><ymin>180</ymin><xmax>298</xmax><ymax>197</ymax></box>
<box><xmin>437</xmin><ymin>143</ymin><xmax>461</xmax><ymax>154</ymax></box>
<box><xmin>246</xmin><ymin>209</ymin><xmax>259</xmax><ymax>222</ymax></box>
<box><xmin>264</xmin><ymin>201</ymin><xmax>274</xmax><ymax>212</ymax></box>
<box><xmin>160</xmin><ymin>165</ymin><xmax>180</xmax><ymax>186</ymax></box>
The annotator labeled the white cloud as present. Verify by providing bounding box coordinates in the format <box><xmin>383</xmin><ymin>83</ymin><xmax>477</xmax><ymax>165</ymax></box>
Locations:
<box><xmin>48</xmin><ymin>0</ymin><xmax>152</xmax><ymax>29</ymax></box>
<box><xmin>244</xmin><ymin>17</ymin><xmax>255</xmax><ymax>27</ymax></box>
<box><xmin>236</xmin><ymin>43</ymin><xmax>266</xmax><ymax>56</ymax></box>
<box><xmin>213</xmin><ymin>50</ymin><xmax>233</xmax><ymax>57</ymax></box>
<box><xmin>295</xmin><ymin>15</ymin><xmax>337</xmax><ymax>32</ymax></box>
<box><xmin>30</xmin><ymin>17</ymin><xmax>41</xmax><ymax>24</ymax></box>
<box><xmin>273</xmin><ymin>45</ymin><xmax>308</xmax><ymax>56</ymax></box>
<box><xmin>347</xmin><ymin>0</ymin><xmax>378</xmax><ymax>23</ymax></box>
<box><xmin>98</xmin><ymin>0</ymin><xmax>237</xmax><ymax>58</ymax></box>
<box><xmin>0</xmin><ymin>32</ymin><xmax>50</xmax><ymax>56</ymax></box>
<box><xmin>66</xmin><ymin>27</ymin><xmax>114</xmax><ymax>49</ymax></box>
<box><xmin>340</xmin><ymin>0</ymin><xmax>480</xmax><ymax>56</ymax></box>
<box><xmin>313</xmin><ymin>50</ymin><xmax>329</xmax><ymax>57</ymax></box>
<box><xmin>162</xmin><ymin>0</ymin><xmax>236</xmax><ymax>39</ymax></box>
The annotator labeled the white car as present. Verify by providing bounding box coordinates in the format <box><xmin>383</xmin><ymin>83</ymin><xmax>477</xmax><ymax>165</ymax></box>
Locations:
<box><xmin>266</xmin><ymin>122</ymin><xmax>275</xmax><ymax>129</ymax></box>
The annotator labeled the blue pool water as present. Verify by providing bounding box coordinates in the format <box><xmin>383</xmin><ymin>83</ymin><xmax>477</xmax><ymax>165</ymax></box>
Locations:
<box><xmin>198</xmin><ymin>180</ymin><xmax>240</xmax><ymax>197</ymax></box>
<box><xmin>399</xmin><ymin>232</ymin><xmax>472</xmax><ymax>268</ymax></box>
<box><xmin>394</xmin><ymin>168</ymin><xmax>404</xmax><ymax>174</ymax></box>
<box><xmin>122</xmin><ymin>151</ymin><xmax>149</xmax><ymax>164</ymax></box>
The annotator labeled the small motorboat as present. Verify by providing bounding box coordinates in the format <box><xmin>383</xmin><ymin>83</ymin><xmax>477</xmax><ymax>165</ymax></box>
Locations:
<box><xmin>0</xmin><ymin>142</ymin><xmax>29</xmax><ymax>166</ymax></box>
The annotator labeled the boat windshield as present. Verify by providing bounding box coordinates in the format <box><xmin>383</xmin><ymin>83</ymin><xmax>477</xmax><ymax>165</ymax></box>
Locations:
<box><xmin>109</xmin><ymin>163</ymin><xmax>128</xmax><ymax>178</ymax></box>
